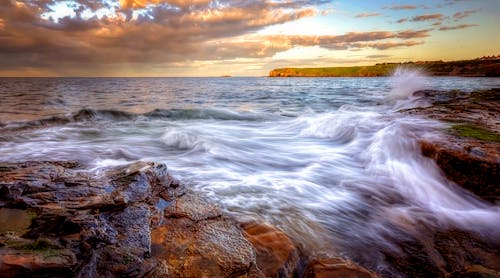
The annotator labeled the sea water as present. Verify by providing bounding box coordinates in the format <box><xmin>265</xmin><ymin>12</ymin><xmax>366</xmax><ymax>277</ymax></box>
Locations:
<box><xmin>0</xmin><ymin>73</ymin><xmax>499</xmax><ymax>272</ymax></box>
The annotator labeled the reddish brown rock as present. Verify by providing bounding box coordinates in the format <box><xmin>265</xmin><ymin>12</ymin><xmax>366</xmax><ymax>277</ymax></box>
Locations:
<box><xmin>303</xmin><ymin>257</ymin><xmax>378</xmax><ymax>278</ymax></box>
<box><xmin>0</xmin><ymin>238</ymin><xmax>77</xmax><ymax>278</ymax></box>
<box><xmin>150</xmin><ymin>192</ymin><xmax>257</xmax><ymax>278</ymax></box>
<box><xmin>150</xmin><ymin>217</ymin><xmax>256</xmax><ymax>278</ymax></box>
<box><xmin>242</xmin><ymin>222</ymin><xmax>299</xmax><ymax>278</ymax></box>
<box><xmin>420</xmin><ymin>138</ymin><xmax>499</xmax><ymax>201</ymax></box>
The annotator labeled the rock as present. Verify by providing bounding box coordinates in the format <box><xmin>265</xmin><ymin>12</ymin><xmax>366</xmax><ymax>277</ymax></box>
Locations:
<box><xmin>382</xmin><ymin>228</ymin><xmax>500</xmax><ymax>278</ymax></box>
<box><xmin>164</xmin><ymin>191</ymin><xmax>221</xmax><ymax>221</ymax></box>
<box><xmin>0</xmin><ymin>161</ymin><xmax>263</xmax><ymax>277</ymax></box>
<box><xmin>0</xmin><ymin>238</ymin><xmax>77</xmax><ymax>278</ymax></box>
<box><xmin>150</xmin><ymin>192</ymin><xmax>257</xmax><ymax>278</ymax></box>
<box><xmin>150</xmin><ymin>216</ymin><xmax>257</xmax><ymax>277</ymax></box>
<box><xmin>242</xmin><ymin>222</ymin><xmax>299</xmax><ymax>278</ymax></box>
<box><xmin>303</xmin><ymin>257</ymin><xmax>378</xmax><ymax>278</ymax></box>
<box><xmin>420</xmin><ymin>139</ymin><xmax>500</xmax><ymax>201</ymax></box>
<box><xmin>402</xmin><ymin>88</ymin><xmax>500</xmax><ymax>201</ymax></box>
<box><xmin>0</xmin><ymin>161</ymin><xmax>180</xmax><ymax>277</ymax></box>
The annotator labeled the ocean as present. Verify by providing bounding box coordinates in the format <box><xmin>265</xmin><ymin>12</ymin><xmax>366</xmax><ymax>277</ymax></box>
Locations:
<box><xmin>1</xmin><ymin>72</ymin><xmax>499</xmax><ymax>271</ymax></box>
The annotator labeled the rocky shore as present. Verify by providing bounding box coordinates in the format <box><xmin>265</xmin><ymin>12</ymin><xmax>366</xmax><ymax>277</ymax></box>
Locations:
<box><xmin>0</xmin><ymin>89</ymin><xmax>499</xmax><ymax>278</ymax></box>
<box><xmin>0</xmin><ymin>161</ymin><xmax>378</xmax><ymax>277</ymax></box>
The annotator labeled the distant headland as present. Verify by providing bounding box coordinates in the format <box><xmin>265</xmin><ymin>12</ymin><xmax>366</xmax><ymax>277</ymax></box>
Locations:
<box><xmin>269</xmin><ymin>56</ymin><xmax>500</xmax><ymax>77</ymax></box>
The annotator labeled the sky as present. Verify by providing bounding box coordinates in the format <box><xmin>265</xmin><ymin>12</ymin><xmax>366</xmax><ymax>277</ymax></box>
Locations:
<box><xmin>0</xmin><ymin>0</ymin><xmax>498</xmax><ymax>76</ymax></box>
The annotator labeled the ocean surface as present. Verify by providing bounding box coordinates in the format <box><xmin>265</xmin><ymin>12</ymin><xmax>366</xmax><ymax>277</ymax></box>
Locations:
<box><xmin>1</xmin><ymin>72</ymin><xmax>499</xmax><ymax>273</ymax></box>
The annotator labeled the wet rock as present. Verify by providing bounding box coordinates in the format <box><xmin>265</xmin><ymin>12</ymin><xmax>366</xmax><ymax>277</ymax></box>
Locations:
<box><xmin>242</xmin><ymin>222</ymin><xmax>299</xmax><ymax>278</ymax></box>
<box><xmin>149</xmin><ymin>191</ymin><xmax>257</xmax><ymax>277</ymax></box>
<box><xmin>0</xmin><ymin>238</ymin><xmax>77</xmax><ymax>278</ymax></box>
<box><xmin>0</xmin><ymin>161</ymin><xmax>179</xmax><ymax>277</ymax></box>
<box><xmin>382</xmin><ymin>228</ymin><xmax>500</xmax><ymax>278</ymax></box>
<box><xmin>303</xmin><ymin>257</ymin><xmax>378</xmax><ymax>278</ymax></box>
<box><xmin>150</xmin><ymin>216</ymin><xmax>257</xmax><ymax>277</ymax></box>
<box><xmin>420</xmin><ymin>139</ymin><xmax>500</xmax><ymax>201</ymax></box>
<box><xmin>164</xmin><ymin>190</ymin><xmax>221</xmax><ymax>221</ymax></box>
<box><xmin>0</xmin><ymin>161</ymin><xmax>263</xmax><ymax>277</ymax></box>
<box><xmin>403</xmin><ymin>88</ymin><xmax>500</xmax><ymax>201</ymax></box>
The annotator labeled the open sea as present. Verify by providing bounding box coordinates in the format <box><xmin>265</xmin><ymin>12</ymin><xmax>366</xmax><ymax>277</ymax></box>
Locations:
<box><xmin>1</xmin><ymin>72</ymin><xmax>499</xmax><ymax>273</ymax></box>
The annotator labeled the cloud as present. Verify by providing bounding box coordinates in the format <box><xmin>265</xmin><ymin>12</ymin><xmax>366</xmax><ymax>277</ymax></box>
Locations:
<box><xmin>0</xmin><ymin>0</ymin><xmax>322</xmax><ymax>73</ymax></box>
<box><xmin>453</xmin><ymin>9</ymin><xmax>479</xmax><ymax>20</ymax></box>
<box><xmin>264</xmin><ymin>29</ymin><xmax>429</xmax><ymax>51</ymax></box>
<box><xmin>355</xmin><ymin>12</ymin><xmax>381</xmax><ymax>18</ymax></box>
<box><xmin>348</xmin><ymin>41</ymin><xmax>424</xmax><ymax>50</ymax></box>
<box><xmin>119</xmin><ymin>0</ymin><xmax>212</xmax><ymax>9</ymax></box>
<box><xmin>0</xmin><ymin>0</ymin><xmax>432</xmax><ymax>76</ymax></box>
<box><xmin>444</xmin><ymin>0</ymin><xmax>473</xmax><ymax>6</ymax></box>
<box><xmin>396</xmin><ymin>13</ymin><xmax>444</xmax><ymax>23</ymax></box>
<box><xmin>366</xmin><ymin>54</ymin><xmax>392</xmax><ymax>58</ymax></box>
<box><xmin>438</xmin><ymin>24</ymin><xmax>478</xmax><ymax>31</ymax></box>
<box><xmin>411</xmin><ymin>13</ymin><xmax>444</xmax><ymax>22</ymax></box>
<box><xmin>385</xmin><ymin>5</ymin><xmax>418</xmax><ymax>10</ymax></box>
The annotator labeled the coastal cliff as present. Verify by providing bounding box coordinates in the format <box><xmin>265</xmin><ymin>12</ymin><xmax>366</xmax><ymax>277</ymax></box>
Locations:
<box><xmin>269</xmin><ymin>57</ymin><xmax>500</xmax><ymax>77</ymax></box>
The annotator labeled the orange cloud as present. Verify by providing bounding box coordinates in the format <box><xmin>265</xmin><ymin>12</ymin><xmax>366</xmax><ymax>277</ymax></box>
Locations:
<box><xmin>438</xmin><ymin>24</ymin><xmax>478</xmax><ymax>31</ymax></box>
<box><xmin>385</xmin><ymin>5</ymin><xmax>418</xmax><ymax>10</ymax></box>
<box><xmin>453</xmin><ymin>9</ymin><xmax>479</xmax><ymax>20</ymax></box>
<box><xmin>355</xmin><ymin>12</ymin><xmax>381</xmax><ymax>18</ymax></box>
<box><xmin>411</xmin><ymin>13</ymin><xmax>444</xmax><ymax>22</ymax></box>
<box><xmin>119</xmin><ymin>0</ymin><xmax>215</xmax><ymax>9</ymax></box>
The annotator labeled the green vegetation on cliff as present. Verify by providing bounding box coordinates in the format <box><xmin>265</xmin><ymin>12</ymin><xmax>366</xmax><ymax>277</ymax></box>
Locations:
<box><xmin>270</xmin><ymin>64</ymin><xmax>396</xmax><ymax>77</ymax></box>
<box><xmin>270</xmin><ymin>57</ymin><xmax>500</xmax><ymax>77</ymax></box>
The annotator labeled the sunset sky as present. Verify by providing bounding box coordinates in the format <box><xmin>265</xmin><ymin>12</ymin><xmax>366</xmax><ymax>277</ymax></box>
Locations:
<box><xmin>0</xmin><ymin>0</ymin><xmax>498</xmax><ymax>77</ymax></box>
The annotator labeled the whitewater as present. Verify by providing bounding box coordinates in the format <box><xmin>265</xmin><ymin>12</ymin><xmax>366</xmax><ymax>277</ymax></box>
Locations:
<box><xmin>0</xmin><ymin>72</ymin><xmax>499</xmax><ymax>272</ymax></box>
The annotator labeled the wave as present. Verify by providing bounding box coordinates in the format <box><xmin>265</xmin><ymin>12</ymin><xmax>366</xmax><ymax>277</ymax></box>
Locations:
<box><xmin>389</xmin><ymin>67</ymin><xmax>428</xmax><ymax>100</ymax></box>
<box><xmin>161</xmin><ymin>128</ymin><xmax>213</xmax><ymax>152</ymax></box>
<box><xmin>144</xmin><ymin>108</ymin><xmax>266</xmax><ymax>121</ymax></box>
<box><xmin>0</xmin><ymin>108</ymin><xmax>268</xmax><ymax>131</ymax></box>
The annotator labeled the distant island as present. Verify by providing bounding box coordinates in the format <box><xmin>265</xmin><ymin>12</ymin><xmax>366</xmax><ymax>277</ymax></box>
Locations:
<box><xmin>269</xmin><ymin>56</ymin><xmax>500</xmax><ymax>77</ymax></box>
